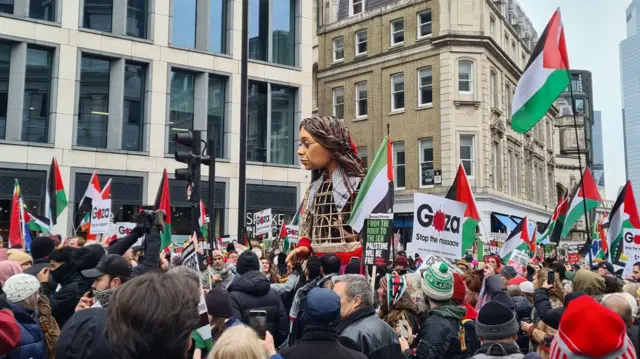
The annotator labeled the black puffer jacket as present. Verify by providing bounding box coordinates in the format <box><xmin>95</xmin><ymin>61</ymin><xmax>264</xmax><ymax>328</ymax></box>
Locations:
<box><xmin>227</xmin><ymin>270</ymin><xmax>289</xmax><ymax>347</ymax></box>
<box><xmin>512</xmin><ymin>296</ymin><xmax>533</xmax><ymax>354</ymax></box>
<box><xmin>408</xmin><ymin>305</ymin><xmax>466</xmax><ymax>359</ymax></box>
<box><xmin>50</xmin><ymin>272</ymin><xmax>92</xmax><ymax>329</ymax></box>
<box><xmin>336</xmin><ymin>307</ymin><xmax>403</xmax><ymax>359</ymax></box>
<box><xmin>532</xmin><ymin>289</ymin><xmax>586</xmax><ymax>330</ymax></box>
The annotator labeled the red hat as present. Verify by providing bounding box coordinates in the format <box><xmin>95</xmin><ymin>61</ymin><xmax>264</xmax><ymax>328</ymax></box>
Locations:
<box><xmin>394</xmin><ymin>256</ymin><xmax>409</xmax><ymax>268</ymax></box>
<box><xmin>507</xmin><ymin>276</ymin><xmax>527</xmax><ymax>286</ymax></box>
<box><xmin>452</xmin><ymin>273</ymin><xmax>466</xmax><ymax>302</ymax></box>
<box><xmin>550</xmin><ymin>296</ymin><xmax>637</xmax><ymax>359</ymax></box>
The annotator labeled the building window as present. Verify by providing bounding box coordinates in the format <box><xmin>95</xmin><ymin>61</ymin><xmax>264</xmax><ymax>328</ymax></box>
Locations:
<box><xmin>333</xmin><ymin>36</ymin><xmax>344</xmax><ymax>62</ymax></box>
<box><xmin>419</xmin><ymin>138</ymin><xmax>434</xmax><ymax>187</ymax></box>
<box><xmin>84</xmin><ymin>0</ymin><xmax>113</xmax><ymax>32</ymax></box>
<box><xmin>249</xmin><ymin>0</ymin><xmax>295</xmax><ymax>65</ymax></box>
<box><xmin>207</xmin><ymin>75</ymin><xmax>226</xmax><ymax>158</ymax></box>
<box><xmin>210</xmin><ymin>0</ymin><xmax>228</xmax><ymax>53</ymax></box>
<box><xmin>0</xmin><ymin>44</ymin><xmax>8</xmax><ymax>140</ymax></box>
<box><xmin>248</xmin><ymin>81</ymin><xmax>297</xmax><ymax>164</ymax></box>
<box><xmin>490</xmin><ymin>17</ymin><xmax>495</xmax><ymax>38</ymax></box>
<box><xmin>492</xmin><ymin>141</ymin><xmax>501</xmax><ymax>189</ymax></box>
<box><xmin>355</xmin><ymin>30</ymin><xmax>367</xmax><ymax>55</ymax></box>
<box><xmin>458</xmin><ymin>60</ymin><xmax>473</xmax><ymax>94</ymax></box>
<box><xmin>350</xmin><ymin>0</ymin><xmax>364</xmax><ymax>16</ymax></box>
<box><xmin>510</xmin><ymin>151</ymin><xmax>519</xmax><ymax>196</ymax></box>
<box><xmin>507</xmin><ymin>149</ymin><xmax>513</xmax><ymax>194</ymax></box>
<box><xmin>575</xmin><ymin>98</ymin><xmax>586</xmax><ymax>115</ymax></box>
<box><xmin>393</xmin><ymin>142</ymin><xmax>405</xmax><ymax>189</ymax></box>
<box><xmin>126</xmin><ymin>0</ymin><xmax>148</xmax><ymax>38</ymax></box>
<box><xmin>521</xmin><ymin>52</ymin><xmax>527</xmax><ymax>68</ymax></box>
<box><xmin>358</xmin><ymin>146</ymin><xmax>368</xmax><ymax>168</ymax></box>
<box><xmin>505</xmin><ymin>83</ymin><xmax>512</xmax><ymax>117</ymax></box>
<box><xmin>460</xmin><ymin>135</ymin><xmax>475</xmax><ymax>177</ymax></box>
<box><xmin>172</xmin><ymin>0</ymin><xmax>196</xmax><ymax>48</ymax></box>
<box><xmin>391</xmin><ymin>18</ymin><xmax>404</xmax><ymax>46</ymax></box>
<box><xmin>22</xmin><ymin>47</ymin><xmax>52</xmax><ymax>143</ymax></box>
<box><xmin>418</xmin><ymin>67</ymin><xmax>433</xmax><ymax>107</ymax></box>
<box><xmin>355</xmin><ymin>81</ymin><xmax>367</xmax><ymax>118</ymax></box>
<box><xmin>536</xmin><ymin>165</ymin><xmax>545</xmax><ymax>205</ymax></box>
<box><xmin>417</xmin><ymin>10</ymin><xmax>432</xmax><ymax>38</ymax></box>
<box><xmin>332</xmin><ymin>87</ymin><xmax>344</xmax><ymax>120</ymax></box>
<box><xmin>504</xmin><ymin>34</ymin><xmax>509</xmax><ymax>50</ymax></box>
<box><xmin>490</xmin><ymin>70</ymin><xmax>497</xmax><ymax>108</ymax></box>
<box><xmin>548</xmin><ymin>171</ymin><xmax>554</xmax><ymax>205</ymax></box>
<box><xmin>571</xmin><ymin>74</ymin><xmax>582</xmax><ymax>92</ymax></box>
<box><xmin>0</xmin><ymin>0</ymin><xmax>13</xmax><ymax>14</ymax></box>
<box><xmin>511</xmin><ymin>41</ymin><xmax>516</xmax><ymax>58</ymax></box>
<box><xmin>168</xmin><ymin>71</ymin><xmax>195</xmax><ymax>154</ymax></box>
<box><xmin>78</xmin><ymin>56</ymin><xmax>111</xmax><ymax>148</ymax></box>
<box><xmin>391</xmin><ymin>73</ymin><xmax>404</xmax><ymax>111</ymax></box>
<box><xmin>526</xmin><ymin>161</ymin><xmax>533</xmax><ymax>201</ymax></box>
<box><xmin>121</xmin><ymin>62</ymin><xmax>146</xmax><ymax>151</ymax></box>
<box><xmin>30</xmin><ymin>0</ymin><xmax>56</xmax><ymax>22</ymax></box>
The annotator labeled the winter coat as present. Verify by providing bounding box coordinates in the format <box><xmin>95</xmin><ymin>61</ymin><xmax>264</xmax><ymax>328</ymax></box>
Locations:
<box><xmin>572</xmin><ymin>269</ymin><xmax>605</xmax><ymax>300</ymax></box>
<box><xmin>335</xmin><ymin>307</ymin><xmax>403</xmax><ymax>359</ymax></box>
<box><xmin>54</xmin><ymin>307</ymin><xmax>112</xmax><ymax>359</ymax></box>
<box><xmin>227</xmin><ymin>270</ymin><xmax>289</xmax><ymax>347</ymax></box>
<box><xmin>476</xmin><ymin>275</ymin><xmax>514</xmax><ymax>312</ymax></box>
<box><xmin>280</xmin><ymin>325</ymin><xmax>369</xmax><ymax>359</ymax></box>
<box><xmin>628</xmin><ymin>324</ymin><xmax>640</xmax><ymax>359</ymax></box>
<box><xmin>379</xmin><ymin>296</ymin><xmax>421</xmax><ymax>336</ymax></box>
<box><xmin>409</xmin><ymin>305</ymin><xmax>466</xmax><ymax>359</ymax></box>
<box><xmin>512</xmin><ymin>296</ymin><xmax>533</xmax><ymax>354</ymax></box>
<box><xmin>50</xmin><ymin>272</ymin><xmax>92</xmax><ymax>329</ymax></box>
<box><xmin>24</xmin><ymin>258</ymin><xmax>58</xmax><ymax>295</ymax></box>
<box><xmin>0</xmin><ymin>309</ymin><xmax>20</xmax><ymax>355</ymax></box>
<box><xmin>472</xmin><ymin>343</ymin><xmax>524</xmax><ymax>359</ymax></box>
<box><xmin>2</xmin><ymin>302</ymin><xmax>46</xmax><ymax>359</ymax></box>
<box><xmin>209</xmin><ymin>265</ymin><xmax>235</xmax><ymax>290</ymax></box>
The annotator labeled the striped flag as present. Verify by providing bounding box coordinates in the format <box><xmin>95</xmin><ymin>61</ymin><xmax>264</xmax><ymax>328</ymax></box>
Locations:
<box><xmin>24</xmin><ymin>210</ymin><xmax>51</xmax><ymax>234</ymax></box>
<box><xmin>561</xmin><ymin>168</ymin><xmax>602</xmax><ymax>239</ymax></box>
<box><xmin>538</xmin><ymin>192</ymin><xmax>570</xmax><ymax>244</ymax></box>
<box><xmin>45</xmin><ymin>157</ymin><xmax>67</xmax><ymax>226</ymax></box>
<box><xmin>100</xmin><ymin>179</ymin><xmax>112</xmax><ymax>199</ymax></box>
<box><xmin>154</xmin><ymin>169</ymin><xmax>172</xmax><ymax>250</ymax></box>
<box><xmin>609</xmin><ymin>181</ymin><xmax>640</xmax><ymax>265</ymax></box>
<box><xmin>198</xmin><ymin>200</ymin><xmax>208</xmax><ymax>240</ymax></box>
<box><xmin>501</xmin><ymin>216</ymin><xmax>530</xmax><ymax>261</ymax></box>
<box><xmin>78</xmin><ymin>171</ymin><xmax>101</xmax><ymax>209</ymax></box>
<box><xmin>446</xmin><ymin>164</ymin><xmax>481</xmax><ymax>255</ymax></box>
<box><xmin>8</xmin><ymin>180</ymin><xmax>23</xmax><ymax>248</ymax></box>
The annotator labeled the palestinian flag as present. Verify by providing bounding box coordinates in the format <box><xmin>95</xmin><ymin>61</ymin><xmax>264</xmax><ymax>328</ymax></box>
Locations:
<box><xmin>594</xmin><ymin>213</ymin><xmax>609</xmax><ymax>260</ymax></box>
<box><xmin>538</xmin><ymin>192</ymin><xmax>570</xmax><ymax>244</ymax></box>
<box><xmin>529</xmin><ymin>230</ymin><xmax>537</xmax><ymax>253</ymax></box>
<box><xmin>154</xmin><ymin>169</ymin><xmax>172</xmax><ymax>250</ymax></box>
<box><xmin>511</xmin><ymin>8</ymin><xmax>570</xmax><ymax>133</ymax></box>
<box><xmin>45</xmin><ymin>157</ymin><xmax>67</xmax><ymax>226</ymax></box>
<box><xmin>446</xmin><ymin>164</ymin><xmax>481</xmax><ymax>255</ymax></box>
<box><xmin>100</xmin><ymin>179</ymin><xmax>111</xmax><ymax>199</ymax></box>
<box><xmin>560</xmin><ymin>168</ymin><xmax>601</xmax><ymax>239</ymax></box>
<box><xmin>278</xmin><ymin>222</ymin><xmax>290</xmax><ymax>254</ymax></box>
<box><xmin>500</xmin><ymin>216</ymin><xmax>530</xmax><ymax>261</ymax></box>
<box><xmin>24</xmin><ymin>210</ymin><xmax>51</xmax><ymax>234</ymax></box>
<box><xmin>198</xmin><ymin>200</ymin><xmax>208</xmax><ymax>240</ymax></box>
<box><xmin>80</xmin><ymin>212</ymin><xmax>91</xmax><ymax>232</ymax></box>
<box><xmin>609</xmin><ymin>181</ymin><xmax>640</xmax><ymax>265</ymax></box>
<box><xmin>348</xmin><ymin>135</ymin><xmax>394</xmax><ymax>233</ymax></box>
<box><xmin>78</xmin><ymin>171</ymin><xmax>101</xmax><ymax>209</ymax></box>
<box><xmin>8</xmin><ymin>180</ymin><xmax>23</xmax><ymax>248</ymax></box>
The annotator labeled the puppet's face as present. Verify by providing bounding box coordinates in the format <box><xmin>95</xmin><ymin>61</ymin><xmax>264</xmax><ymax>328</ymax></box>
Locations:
<box><xmin>297</xmin><ymin>126</ymin><xmax>333</xmax><ymax>170</ymax></box>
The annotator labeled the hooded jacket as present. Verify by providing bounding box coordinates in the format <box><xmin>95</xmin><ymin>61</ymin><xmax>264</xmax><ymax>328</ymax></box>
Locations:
<box><xmin>336</xmin><ymin>307</ymin><xmax>403</xmax><ymax>359</ymax></box>
<box><xmin>24</xmin><ymin>258</ymin><xmax>58</xmax><ymax>295</ymax></box>
<box><xmin>3</xmin><ymin>302</ymin><xmax>46</xmax><ymax>359</ymax></box>
<box><xmin>471</xmin><ymin>343</ymin><xmax>524</xmax><ymax>359</ymax></box>
<box><xmin>409</xmin><ymin>305</ymin><xmax>466</xmax><ymax>359</ymax></box>
<box><xmin>227</xmin><ymin>270</ymin><xmax>289</xmax><ymax>347</ymax></box>
<box><xmin>54</xmin><ymin>307</ymin><xmax>112</xmax><ymax>359</ymax></box>
<box><xmin>49</xmin><ymin>269</ymin><xmax>92</xmax><ymax>329</ymax></box>
<box><xmin>571</xmin><ymin>269</ymin><xmax>605</xmax><ymax>300</ymax></box>
<box><xmin>280</xmin><ymin>325</ymin><xmax>369</xmax><ymax>359</ymax></box>
<box><xmin>477</xmin><ymin>275</ymin><xmax>514</xmax><ymax>311</ymax></box>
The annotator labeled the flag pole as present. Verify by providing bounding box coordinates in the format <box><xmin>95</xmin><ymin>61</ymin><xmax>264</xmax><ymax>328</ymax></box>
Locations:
<box><xmin>568</xmin><ymin>79</ymin><xmax>594</xmax><ymax>267</ymax></box>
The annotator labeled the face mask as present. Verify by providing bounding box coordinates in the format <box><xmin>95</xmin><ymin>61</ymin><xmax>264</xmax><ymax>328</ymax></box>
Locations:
<box><xmin>93</xmin><ymin>287</ymin><xmax>117</xmax><ymax>308</ymax></box>
<box><xmin>51</xmin><ymin>264</ymin><xmax>73</xmax><ymax>283</ymax></box>
<box><xmin>397</xmin><ymin>269</ymin><xmax>407</xmax><ymax>276</ymax></box>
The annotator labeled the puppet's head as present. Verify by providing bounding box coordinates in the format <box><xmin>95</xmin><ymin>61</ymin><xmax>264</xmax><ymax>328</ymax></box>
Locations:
<box><xmin>297</xmin><ymin>116</ymin><xmax>365</xmax><ymax>182</ymax></box>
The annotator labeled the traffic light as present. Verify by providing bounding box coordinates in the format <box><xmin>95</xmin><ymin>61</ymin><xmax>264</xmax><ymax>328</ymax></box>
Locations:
<box><xmin>174</xmin><ymin>131</ymin><xmax>200</xmax><ymax>182</ymax></box>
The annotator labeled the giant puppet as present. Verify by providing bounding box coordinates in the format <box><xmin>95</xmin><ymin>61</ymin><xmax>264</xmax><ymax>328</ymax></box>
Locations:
<box><xmin>286</xmin><ymin>116</ymin><xmax>366</xmax><ymax>266</ymax></box>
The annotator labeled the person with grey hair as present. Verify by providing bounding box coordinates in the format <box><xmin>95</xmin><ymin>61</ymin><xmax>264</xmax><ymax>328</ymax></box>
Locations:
<box><xmin>602</xmin><ymin>293</ymin><xmax>640</xmax><ymax>357</ymax></box>
<box><xmin>332</xmin><ymin>274</ymin><xmax>403</xmax><ymax>359</ymax></box>
<box><xmin>3</xmin><ymin>273</ymin><xmax>46</xmax><ymax>358</ymax></box>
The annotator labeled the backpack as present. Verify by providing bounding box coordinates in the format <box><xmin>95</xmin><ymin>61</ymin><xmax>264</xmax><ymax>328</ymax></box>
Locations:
<box><xmin>460</xmin><ymin>319</ymin><xmax>481</xmax><ymax>358</ymax></box>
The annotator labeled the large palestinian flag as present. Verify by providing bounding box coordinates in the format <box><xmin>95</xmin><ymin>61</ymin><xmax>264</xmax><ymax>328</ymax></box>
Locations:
<box><xmin>500</xmin><ymin>216</ymin><xmax>530</xmax><ymax>261</ymax></box>
<box><xmin>154</xmin><ymin>169</ymin><xmax>172</xmax><ymax>250</ymax></box>
<box><xmin>24</xmin><ymin>210</ymin><xmax>51</xmax><ymax>234</ymax></box>
<box><xmin>446</xmin><ymin>164</ymin><xmax>481</xmax><ymax>255</ymax></box>
<box><xmin>45</xmin><ymin>157</ymin><xmax>67</xmax><ymax>226</ymax></box>
<box><xmin>538</xmin><ymin>192</ymin><xmax>569</xmax><ymax>244</ymax></box>
<box><xmin>609</xmin><ymin>181</ymin><xmax>640</xmax><ymax>265</ymax></box>
<box><xmin>348</xmin><ymin>135</ymin><xmax>394</xmax><ymax>233</ymax></box>
<box><xmin>512</xmin><ymin>8</ymin><xmax>570</xmax><ymax>133</ymax></box>
<box><xmin>560</xmin><ymin>168</ymin><xmax>601</xmax><ymax>239</ymax></box>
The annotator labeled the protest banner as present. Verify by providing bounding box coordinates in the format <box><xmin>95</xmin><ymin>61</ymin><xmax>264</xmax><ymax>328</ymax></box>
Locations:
<box><xmin>287</xmin><ymin>225</ymin><xmax>299</xmax><ymax>244</ymax></box>
<box><xmin>90</xmin><ymin>199</ymin><xmax>111</xmax><ymax>234</ymax></box>
<box><xmin>362</xmin><ymin>213</ymin><xmax>393</xmax><ymax>267</ymax></box>
<box><xmin>181</xmin><ymin>241</ymin><xmax>212</xmax><ymax>347</ymax></box>
<box><xmin>408</xmin><ymin>193</ymin><xmax>467</xmax><ymax>261</ymax></box>
<box><xmin>621</xmin><ymin>228</ymin><xmax>640</xmax><ymax>279</ymax></box>
<box><xmin>418</xmin><ymin>255</ymin><xmax>464</xmax><ymax>275</ymax></box>
<box><xmin>254</xmin><ymin>209</ymin><xmax>272</xmax><ymax>237</ymax></box>
<box><xmin>508</xmin><ymin>249</ymin><xmax>530</xmax><ymax>276</ymax></box>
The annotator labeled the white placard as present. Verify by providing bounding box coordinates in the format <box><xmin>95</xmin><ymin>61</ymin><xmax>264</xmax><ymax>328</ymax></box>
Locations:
<box><xmin>90</xmin><ymin>199</ymin><xmax>112</xmax><ymax>234</ymax></box>
<box><xmin>508</xmin><ymin>249</ymin><xmax>530</xmax><ymax>276</ymax></box>
<box><xmin>254</xmin><ymin>208</ymin><xmax>272</xmax><ymax>236</ymax></box>
<box><xmin>287</xmin><ymin>225</ymin><xmax>299</xmax><ymax>244</ymax></box>
<box><xmin>622</xmin><ymin>228</ymin><xmax>640</xmax><ymax>279</ymax></box>
<box><xmin>408</xmin><ymin>193</ymin><xmax>467</xmax><ymax>261</ymax></box>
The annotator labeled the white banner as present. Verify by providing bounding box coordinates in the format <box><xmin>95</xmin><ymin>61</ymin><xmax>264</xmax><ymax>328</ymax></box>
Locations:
<box><xmin>508</xmin><ymin>249</ymin><xmax>530</xmax><ymax>276</ymax></box>
<box><xmin>90</xmin><ymin>199</ymin><xmax>112</xmax><ymax>234</ymax></box>
<box><xmin>254</xmin><ymin>209</ymin><xmax>272</xmax><ymax>237</ymax></box>
<box><xmin>286</xmin><ymin>225</ymin><xmax>299</xmax><ymax>244</ymax></box>
<box><xmin>622</xmin><ymin>228</ymin><xmax>640</xmax><ymax>279</ymax></box>
<box><xmin>111</xmin><ymin>222</ymin><xmax>144</xmax><ymax>246</ymax></box>
<box><xmin>408</xmin><ymin>193</ymin><xmax>467</xmax><ymax>261</ymax></box>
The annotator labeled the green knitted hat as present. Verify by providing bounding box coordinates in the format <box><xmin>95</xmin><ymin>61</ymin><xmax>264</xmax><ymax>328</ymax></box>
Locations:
<box><xmin>421</xmin><ymin>262</ymin><xmax>454</xmax><ymax>301</ymax></box>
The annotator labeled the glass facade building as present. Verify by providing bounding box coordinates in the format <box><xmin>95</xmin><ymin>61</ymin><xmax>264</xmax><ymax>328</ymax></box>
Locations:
<box><xmin>622</xmin><ymin>0</ymin><xmax>640</xmax><ymax>192</ymax></box>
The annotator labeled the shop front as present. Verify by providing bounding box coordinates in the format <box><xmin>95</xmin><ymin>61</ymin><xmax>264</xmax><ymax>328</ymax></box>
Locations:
<box><xmin>245</xmin><ymin>184</ymin><xmax>298</xmax><ymax>239</ymax></box>
<box><xmin>0</xmin><ymin>168</ymin><xmax>47</xmax><ymax>244</ymax></box>
<box><xmin>170</xmin><ymin>179</ymin><xmax>226</xmax><ymax>245</ymax></box>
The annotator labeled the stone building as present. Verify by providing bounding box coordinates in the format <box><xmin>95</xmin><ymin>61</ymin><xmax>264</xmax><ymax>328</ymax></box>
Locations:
<box><xmin>314</xmin><ymin>0</ymin><xmax>558</xmax><ymax>245</ymax></box>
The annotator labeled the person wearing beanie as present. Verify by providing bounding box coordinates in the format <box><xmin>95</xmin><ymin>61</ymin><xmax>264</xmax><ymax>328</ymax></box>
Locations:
<box><xmin>226</xmin><ymin>250</ymin><xmax>289</xmax><ymax>347</ymax></box>
<box><xmin>475</xmin><ymin>274</ymin><xmax>515</xmax><ymax>312</ymax></box>
<box><xmin>508</xmin><ymin>276</ymin><xmax>528</xmax><ymax>286</ymax></box>
<box><xmin>345</xmin><ymin>259</ymin><xmax>362</xmax><ymax>274</ymax></box>
<box><xmin>404</xmin><ymin>262</ymin><xmax>466</xmax><ymax>359</ymax></box>
<box><xmin>189</xmin><ymin>288</ymin><xmax>241</xmax><ymax>357</ymax></box>
<box><xmin>207</xmin><ymin>249</ymin><xmax>234</xmax><ymax>290</ymax></box>
<box><xmin>8</xmin><ymin>249</ymin><xmax>33</xmax><ymax>271</ymax></box>
<box><xmin>508</xmin><ymin>285</ymin><xmax>533</xmax><ymax>354</ymax></box>
<box><xmin>24</xmin><ymin>236</ymin><xmax>58</xmax><ymax>294</ymax></box>
<box><xmin>550</xmin><ymin>296</ymin><xmax>638</xmax><ymax>359</ymax></box>
<box><xmin>280</xmin><ymin>288</ymin><xmax>368</xmax><ymax>359</ymax></box>
<box><xmin>377</xmin><ymin>273</ymin><xmax>421</xmax><ymax>337</ymax></box>
<box><xmin>472</xmin><ymin>301</ymin><xmax>523</xmax><ymax>358</ymax></box>
<box><xmin>452</xmin><ymin>272</ymin><xmax>481</xmax><ymax>355</ymax></box>
<box><xmin>499</xmin><ymin>266</ymin><xmax>518</xmax><ymax>286</ymax></box>
<box><xmin>3</xmin><ymin>274</ymin><xmax>46</xmax><ymax>359</ymax></box>
<box><xmin>393</xmin><ymin>256</ymin><xmax>409</xmax><ymax>275</ymax></box>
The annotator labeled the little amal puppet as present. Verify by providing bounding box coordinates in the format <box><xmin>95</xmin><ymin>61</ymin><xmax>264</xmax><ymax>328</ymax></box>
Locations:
<box><xmin>286</xmin><ymin>116</ymin><xmax>366</xmax><ymax>267</ymax></box>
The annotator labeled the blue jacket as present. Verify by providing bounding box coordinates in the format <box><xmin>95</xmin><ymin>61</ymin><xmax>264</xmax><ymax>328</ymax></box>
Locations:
<box><xmin>2</xmin><ymin>302</ymin><xmax>46</xmax><ymax>359</ymax></box>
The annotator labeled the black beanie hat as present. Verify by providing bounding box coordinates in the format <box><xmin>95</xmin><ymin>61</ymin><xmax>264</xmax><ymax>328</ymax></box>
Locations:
<box><xmin>205</xmin><ymin>289</ymin><xmax>233</xmax><ymax>318</ymax></box>
<box><xmin>71</xmin><ymin>244</ymin><xmax>106</xmax><ymax>272</ymax></box>
<box><xmin>345</xmin><ymin>260</ymin><xmax>361</xmax><ymax>274</ymax></box>
<box><xmin>475</xmin><ymin>301</ymin><xmax>519</xmax><ymax>340</ymax></box>
<box><xmin>236</xmin><ymin>251</ymin><xmax>260</xmax><ymax>275</ymax></box>
<box><xmin>499</xmin><ymin>266</ymin><xmax>518</xmax><ymax>280</ymax></box>
<box><xmin>31</xmin><ymin>236</ymin><xmax>55</xmax><ymax>260</ymax></box>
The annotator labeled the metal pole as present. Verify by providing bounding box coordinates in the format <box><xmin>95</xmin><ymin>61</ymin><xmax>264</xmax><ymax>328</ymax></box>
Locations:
<box><xmin>191</xmin><ymin>130</ymin><xmax>202</xmax><ymax>237</ymax></box>
<box><xmin>568</xmin><ymin>82</ymin><xmax>593</xmax><ymax>267</ymax></box>
<box><xmin>208</xmin><ymin>139</ymin><xmax>217</xmax><ymax>249</ymax></box>
<box><xmin>237</xmin><ymin>0</ymin><xmax>249</xmax><ymax>237</ymax></box>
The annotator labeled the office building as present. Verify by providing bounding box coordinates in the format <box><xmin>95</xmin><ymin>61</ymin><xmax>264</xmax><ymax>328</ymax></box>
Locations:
<box><xmin>592</xmin><ymin>110</ymin><xmax>605</xmax><ymax>188</ymax></box>
<box><xmin>622</xmin><ymin>0</ymin><xmax>640</xmax><ymax>190</ymax></box>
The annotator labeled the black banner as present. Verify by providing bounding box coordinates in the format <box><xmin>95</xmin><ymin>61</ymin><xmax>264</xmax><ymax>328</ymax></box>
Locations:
<box><xmin>363</xmin><ymin>214</ymin><xmax>393</xmax><ymax>267</ymax></box>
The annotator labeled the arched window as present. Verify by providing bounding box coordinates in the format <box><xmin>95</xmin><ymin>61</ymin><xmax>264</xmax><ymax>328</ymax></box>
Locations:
<box><xmin>458</xmin><ymin>60</ymin><xmax>473</xmax><ymax>94</ymax></box>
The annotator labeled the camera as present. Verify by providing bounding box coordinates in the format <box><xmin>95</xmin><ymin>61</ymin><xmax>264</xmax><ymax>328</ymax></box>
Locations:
<box><xmin>135</xmin><ymin>209</ymin><xmax>166</xmax><ymax>233</ymax></box>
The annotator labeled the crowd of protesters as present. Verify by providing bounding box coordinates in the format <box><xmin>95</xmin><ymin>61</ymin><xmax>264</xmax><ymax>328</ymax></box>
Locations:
<box><xmin>2</xmin><ymin>219</ymin><xmax>640</xmax><ymax>359</ymax></box>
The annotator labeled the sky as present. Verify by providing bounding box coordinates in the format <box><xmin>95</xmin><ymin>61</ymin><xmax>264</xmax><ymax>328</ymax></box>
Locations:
<box><xmin>518</xmin><ymin>0</ymin><xmax>629</xmax><ymax>200</ymax></box>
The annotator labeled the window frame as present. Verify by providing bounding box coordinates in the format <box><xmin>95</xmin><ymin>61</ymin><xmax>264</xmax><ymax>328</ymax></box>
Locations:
<box><xmin>390</xmin><ymin>18</ymin><xmax>405</xmax><ymax>46</ymax></box>
<box><xmin>417</xmin><ymin>10</ymin><xmax>432</xmax><ymax>39</ymax></box>
<box><xmin>459</xmin><ymin>134</ymin><xmax>476</xmax><ymax>178</ymax></box>
<box><xmin>355</xmin><ymin>29</ymin><xmax>368</xmax><ymax>56</ymax></box>
<box><xmin>505</xmin><ymin>82</ymin><xmax>512</xmax><ymax>118</ymax></box>
<box><xmin>489</xmin><ymin>16</ymin><xmax>495</xmax><ymax>38</ymax></box>
<box><xmin>333</xmin><ymin>36</ymin><xmax>344</xmax><ymax>63</ymax></box>
<box><xmin>391</xmin><ymin>73</ymin><xmax>405</xmax><ymax>112</ymax></box>
<box><xmin>355</xmin><ymin>81</ymin><xmax>368</xmax><ymax>119</ymax></box>
<box><xmin>419</xmin><ymin>137</ymin><xmax>434</xmax><ymax>188</ymax></box>
<box><xmin>458</xmin><ymin>60</ymin><xmax>473</xmax><ymax>95</ymax></box>
<box><xmin>418</xmin><ymin>67</ymin><xmax>433</xmax><ymax>107</ymax></box>
<box><xmin>357</xmin><ymin>146</ymin><xmax>368</xmax><ymax>168</ymax></box>
<box><xmin>349</xmin><ymin>0</ymin><xmax>365</xmax><ymax>17</ymax></box>
<box><xmin>392</xmin><ymin>141</ymin><xmax>406</xmax><ymax>190</ymax></box>
<box><xmin>332</xmin><ymin>86</ymin><xmax>344</xmax><ymax>120</ymax></box>
<box><xmin>490</xmin><ymin>70</ymin><xmax>497</xmax><ymax>109</ymax></box>
<box><xmin>491</xmin><ymin>141</ymin><xmax>501</xmax><ymax>189</ymax></box>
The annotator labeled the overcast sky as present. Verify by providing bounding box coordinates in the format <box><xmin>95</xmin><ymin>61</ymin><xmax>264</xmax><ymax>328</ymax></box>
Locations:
<box><xmin>518</xmin><ymin>0</ymin><xmax>628</xmax><ymax>200</ymax></box>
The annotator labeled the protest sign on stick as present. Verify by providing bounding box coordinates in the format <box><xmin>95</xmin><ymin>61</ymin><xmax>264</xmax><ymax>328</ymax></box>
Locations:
<box><xmin>362</xmin><ymin>213</ymin><xmax>393</xmax><ymax>267</ymax></box>
<box><xmin>90</xmin><ymin>199</ymin><xmax>111</xmax><ymax>235</ymax></box>
<box><xmin>181</xmin><ymin>241</ymin><xmax>212</xmax><ymax>347</ymax></box>
<box><xmin>254</xmin><ymin>209</ymin><xmax>272</xmax><ymax>237</ymax></box>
